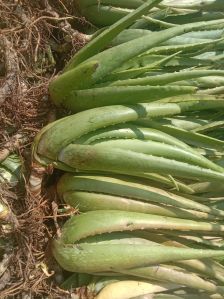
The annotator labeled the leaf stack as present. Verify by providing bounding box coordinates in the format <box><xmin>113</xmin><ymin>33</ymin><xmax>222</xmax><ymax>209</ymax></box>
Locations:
<box><xmin>32</xmin><ymin>1</ymin><xmax>224</xmax><ymax>298</ymax></box>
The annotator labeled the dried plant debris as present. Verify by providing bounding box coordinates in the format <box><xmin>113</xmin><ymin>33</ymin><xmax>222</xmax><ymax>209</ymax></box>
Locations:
<box><xmin>0</xmin><ymin>0</ymin><xmax>87</xmax><ymax>297</ymax></box>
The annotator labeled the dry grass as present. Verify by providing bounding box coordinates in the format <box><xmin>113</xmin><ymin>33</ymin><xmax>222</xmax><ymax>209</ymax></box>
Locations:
<box><xmin>0</xmin><ymin>0</ymin><xmax>89</xmax><ymax>297</ymax></box>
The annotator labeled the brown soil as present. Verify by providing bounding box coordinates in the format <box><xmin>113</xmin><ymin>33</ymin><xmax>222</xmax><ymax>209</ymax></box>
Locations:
<box><xmin>0</xmin><ymin>1</ymin><xmax>89</xmax><ymax>297</ymax></box>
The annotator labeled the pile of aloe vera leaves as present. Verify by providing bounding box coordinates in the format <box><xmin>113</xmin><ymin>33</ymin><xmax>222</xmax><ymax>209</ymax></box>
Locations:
<box><xmin>32</xmin><ymin>0</ymin><xmax>224</xmax><ymax>298</ymax></box>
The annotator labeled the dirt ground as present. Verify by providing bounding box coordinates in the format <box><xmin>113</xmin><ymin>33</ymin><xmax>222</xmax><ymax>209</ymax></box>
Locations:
<box><xmin>0</xmin><ymin>0</ymin><xmax>89</xmax><ymax>297</ymax></box>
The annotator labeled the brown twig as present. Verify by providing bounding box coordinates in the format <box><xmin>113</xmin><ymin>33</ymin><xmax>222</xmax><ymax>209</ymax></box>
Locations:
<box><xmin>52</xmin><ymin>201</ymin><xmax>61</xmax><ymax>238</ymax></box>
<box><xmin>0</xmin><ymin>133</ymin><xmax>26</xmax><ymax>162</ymax></box>
<box><xmin>44</xmin><ymin>0</ymin><xmax>90</xmax><ymax>44</ymax></box>
<box><xmin>0</xmin><ymin>36</ymin><xmax>19</xmax><ymax>105</ymax></box>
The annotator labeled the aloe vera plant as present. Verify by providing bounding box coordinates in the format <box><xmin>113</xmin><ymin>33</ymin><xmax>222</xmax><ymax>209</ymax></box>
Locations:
<box><xmin>31</xmin><ymin>101</ymin><xmax>224</xmax><ymax>296</ymax></box>
<box><xmin>161</xmin><ymin>0</ymin><xmax>224</xmax><ymax>11</ymax></box>
<box><xmin>94</xmin><ymin>280</ymin><xmax>180</xmax><ymax>299</ymax></box>
<box><xmin>76</xmin><ymin>0</ymin><xmax>224</xmax><ymax>27</ymax></box>
<box><xmin>62</xmin><ymin>273</ymin><xmax>224</xmax><ymax>299</ymax></box>
<box><xmin>75</xmin><ymin>0</ymin><xmax>162</xmax><ymax>27</ymax></box>
<box><xmin>0</xmin><ymin>154</ymin><xmax>22</xmax><ymax>187</ymax></box>
<box><xmin>52</xmin><ymin>210</ymin><xmax>224</xmax><ymax>293</ymax></box>
<box><xmin>0</xmin><ymin>200</ymin><xmax>10</xmax><ymax>223</ymax></box>
<box><xmin>29</xmin><ymin>2</ymin><xmax>224</xmax><ymax>298</ymax></box>
<box><xmin>63</xmin><ymin>274</ymin><xmax>182</xmax><ymax>299</ymax></box>
<box><xmin>49</xmin><ymin>0</ymin><xmax>224</xmax><ymax>112</ymax></box>
<box><xmin>53</xmin><ymin>211</ymin><xmax>224</xmax><ymax>268</ymax></box>
<box><xmin>57</xmin><ymin>173</ymin><xmax>224</xmax><ymax>219</ymax></box>
<box><xmin>33</xmin><ymin>102</ymin><xmax>224</xmax><ymax>183</ymax></box>
<box><xmin>0</xmin><ymin>154</ymin><xmax>21</xmax><ymax>270</ymax></box>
